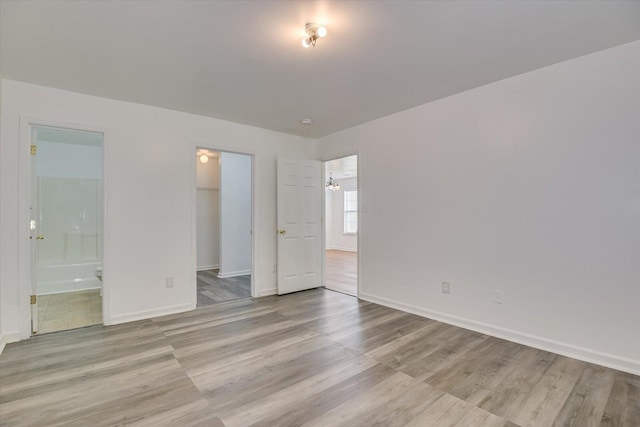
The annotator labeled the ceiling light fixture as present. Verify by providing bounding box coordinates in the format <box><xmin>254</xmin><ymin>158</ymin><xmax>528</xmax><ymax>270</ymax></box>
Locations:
<box><xmin>199</xmin><ymin>154</ymin><xmax>209</xmax><ymax>164</ymax></box>
<box><xmin>325</xmin><ymin>173</ymin><xmax>340</xmax><ymax>191</ymax></box>
<box><xmin>302</xmin><ymin>23</ymin><xmax>327</xmax><ymax>48</ymax></box>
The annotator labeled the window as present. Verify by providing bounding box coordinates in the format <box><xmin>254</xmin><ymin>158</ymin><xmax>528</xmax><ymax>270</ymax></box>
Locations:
<box><xmin>344</xmin><ymin>190</ymin><xmax>358</xmax><ymax>234</ymax></box>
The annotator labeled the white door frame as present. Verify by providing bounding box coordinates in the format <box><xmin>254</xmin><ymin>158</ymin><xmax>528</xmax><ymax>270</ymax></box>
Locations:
<box><xmin>321</xmin><ymin>152</ymin><xmax>361</xmax><ymax>297</ymax></box>
<box><xmin>190</xmin><ymin>141</ymin><xmax>257</xmax><ymax>307</ymax></box>
<box><xmin>18</xmin><ymin>116</ymin><xmax>110</xmax><ymax>339</ymax></box>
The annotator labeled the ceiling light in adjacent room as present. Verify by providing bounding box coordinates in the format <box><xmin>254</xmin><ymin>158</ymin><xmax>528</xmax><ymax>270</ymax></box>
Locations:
<box><xmin>301</xmin><ymin>23</ymin><xmax>327</xmax><ymax>48</ymax></box>
<box><xmin>199</xmin><ymin>154</ymin><xmax>209</xmax><ymax>164</ymax></box>
<box><xmin>325</xmin><ymin>173</ymin><xmax>340</xmax><ymax>191</ymax></box>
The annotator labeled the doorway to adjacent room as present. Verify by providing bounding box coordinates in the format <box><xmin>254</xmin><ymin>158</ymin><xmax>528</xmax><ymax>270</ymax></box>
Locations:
<box><xmin>323</xmin><ymin>155</ymin><xmax>358</xmax><ymax>296</ymax></box>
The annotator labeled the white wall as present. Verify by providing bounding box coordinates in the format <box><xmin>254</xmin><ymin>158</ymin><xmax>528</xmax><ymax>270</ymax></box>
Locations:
<box><xmin>0</xmin><ymin>80</ymin><xmax>313</xmax><ymax>341</ymax></box>
<box><xmin>219</xmin><ymin>152</ymin><xmax>252</xmax><ymax>278</ymax></box>
<box><xmin>325</xmin><ymin>177</ymin><xmax>358</xmax><ymax>252</ymax></box>
<box><xmin>37</xmin><ymin>177</ymin><xmax>102</xmax><ymax>265</ymax></box>
<box><xmin>36</xmin><ymin>139</ymin><xmax>104</xmax><ymax>267</ymax></box>
<box><xmin>0</xmin><ymin>77</ymin><xmax>6</xmax><ymax>353</ymax></box>
<box><xmin>315</xmin><ymin>41</ymin><xmax>640</xmax><ymax>374</ymax></box>
<box><xmin>196</xmin><ymin>154</ymin><xmax>220</xmax><ymax>270</ymax></box>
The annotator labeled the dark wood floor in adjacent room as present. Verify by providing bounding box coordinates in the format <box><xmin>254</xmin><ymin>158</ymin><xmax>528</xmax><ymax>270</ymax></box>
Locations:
<box><xmin>325</xmin><ymin>249</ymin><xmax>357</xmax><ymax>296</ymax></box>
<box><xmin>1</xmin><ymin>289</ymin><xmax>638</xmax><ymax>426</ymax></box>
<box><xmin>197</xmin><ymin>269</ymin><xmax>251</xmax><ymax>307</ymax></box>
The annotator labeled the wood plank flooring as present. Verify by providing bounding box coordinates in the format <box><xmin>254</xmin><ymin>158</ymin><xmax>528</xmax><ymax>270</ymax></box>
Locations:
<box><xmin>1</xmin><ymin>288</ymin><xmax>638</xmax><ymax>426</ymax></box>
<box><xmin>197</xmin><ymin>269</ymin><xmax>251</xmax><ymax>307</ymax></box>
<box><xmin>324</xmin><ymin>249</ymin><xmax>357</xmax><ymax>296</ymax></box>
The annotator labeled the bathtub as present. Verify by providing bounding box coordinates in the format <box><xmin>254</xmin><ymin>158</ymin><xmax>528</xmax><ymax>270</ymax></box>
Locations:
<box><xmin>37</xmin><ymin>261</ymin><xmax>102</xmax><ymax>295</ymax></box>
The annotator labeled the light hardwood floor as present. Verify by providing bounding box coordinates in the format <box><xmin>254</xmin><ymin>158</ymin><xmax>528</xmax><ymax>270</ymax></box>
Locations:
<box><xmin>325</xmin><ymin>249</ymin><xmax>357</xmax><ymax>296</ymax></box>
<box><xmin>1</xmin><ymin>288</ymin><xmax>638</xmax><ymax>426</ymax></box>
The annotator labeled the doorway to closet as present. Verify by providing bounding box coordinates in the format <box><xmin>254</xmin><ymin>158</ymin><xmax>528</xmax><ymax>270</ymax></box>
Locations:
<box><xmin>195</xmin><ymin>148</ymin><xmax>253</xmax><ymax>306</ymax></box>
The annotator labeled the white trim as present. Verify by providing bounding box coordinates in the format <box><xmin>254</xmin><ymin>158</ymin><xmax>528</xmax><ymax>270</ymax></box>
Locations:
<box><xmin>0</xmin><ymin>332</ymin><xmax>21</xmax><ymax>355</ymax></box>
<box><xmin>217</xmin><ymin>269</ymin><xmax>251</xmax><ymax>279</ymax></box>
<box><xmin>109</xmin><ymin>303</ymin><xmax>193</xmax><ymax>325</ymax></box>
<box><xmin>196</xmin><ymin>264</ymin><xmax>219</xmax><ymax>272</ymax></box>
<box><xmin>190</xmin><ymin>144</ymin><xmax>197</xmax><ymax>309</ymax></box>
<box><xmin>257</xmin><ymin>287</ymin><xmax>277</xmax><ymax>297</ymax></box>
<box><xmin>359</xmin><ymin>292</ymin><xmax>640</xmax><ymax>376</ymax></box>
<box><xmin>326</xmin><ymin>246</ymin><xmax>357</xmax><ymax>253</ymax></box>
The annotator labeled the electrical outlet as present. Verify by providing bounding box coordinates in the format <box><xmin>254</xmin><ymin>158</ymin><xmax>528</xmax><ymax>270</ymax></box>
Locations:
<box><xmin>166</xmin><ymin>277</ymin><xmax>174</xmax><ymax>288</ymax></box>
<box><xmin>493</xmin><ymin>289</ymin><xmax>503</xmax><ymax>304</ymax></box>
<box><xmin>441</xmin><ymin>281</ymin><xmax>450</xmax><ymax>294</ymax></box>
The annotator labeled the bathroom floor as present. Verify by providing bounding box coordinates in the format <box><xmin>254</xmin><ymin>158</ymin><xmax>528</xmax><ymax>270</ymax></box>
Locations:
<box><xmin>36</xmin><ymin>289</ymin><xmax>102</xmax><ymax>334</ymax></box>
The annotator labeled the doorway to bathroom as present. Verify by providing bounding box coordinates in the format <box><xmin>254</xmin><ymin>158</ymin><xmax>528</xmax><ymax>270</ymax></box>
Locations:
<box><xmin>30</xmin><ymin>126</ymin><xmax>104</xmax><ymax>334</ymax></box>
<box><xmin>195</xmin><ymin>148</ymin><xmax>253</xmax><ymax>307</ymax></box>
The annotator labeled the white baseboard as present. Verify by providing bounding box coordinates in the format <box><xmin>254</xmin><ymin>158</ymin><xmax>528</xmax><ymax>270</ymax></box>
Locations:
<box><xmin>108</xmin><ymin>303</ymin><xmax>194</xmax><ymax>325</ymax></box>
<box><xmin>217</xmin><ymin>269</ymin><xmax>251</xmax><ymax>279</ymax></box>
<box><xmin>359</xmin><ymin>292</ymin><xmax>640</xmax><ymax>376</ymax></box>
<box><xmin>0</xmin><ymin>331</ymin><xmax>21</xmax><ymax>355</ymax></box>
<box><xmin>257</xmin><ymin>287</ymin><xmax>277</xmax><ymax>297</ymax></box>
<box><xmin>197</xmin><ymin>264</ymin><xmax>219</xmax><ymax>272</ymax></box>
<box><xmin>326</xmin><ymin>246</ymin><xmax>357</xmax><ymax>253</ymax></box>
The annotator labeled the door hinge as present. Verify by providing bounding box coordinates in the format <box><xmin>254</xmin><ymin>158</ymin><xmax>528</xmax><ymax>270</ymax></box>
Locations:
<box><xmin>30</xmin><ymin>145</ymin><xmax>37</xmax><ymax>155</ymax></box>
<box><xmin>30</xmin><ymin>295</ymin><xmax>37</xmax><ymax>305</ymax></box>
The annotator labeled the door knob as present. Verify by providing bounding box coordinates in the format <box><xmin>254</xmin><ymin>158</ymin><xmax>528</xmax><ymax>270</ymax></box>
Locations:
<box><xmin>36</xmin><ymin>235</ymin><xmax>45</xmax><ymax>240</ymax></box>
<box><xmin>278</xmin><ymin>229</ymin><xmax>286</xmax><ymax>235</ymax></box>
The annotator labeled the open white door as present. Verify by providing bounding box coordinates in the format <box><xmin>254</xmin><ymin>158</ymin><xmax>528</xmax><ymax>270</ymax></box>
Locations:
<box><xmin>277</xmin><ymin>158</ymin><xmax>323</xmax><ymax>294</ymax></box>
<box><xmin>29</xmin><ymin>127</ymin><xmax>39</xmax><ymax>334</ymax></box>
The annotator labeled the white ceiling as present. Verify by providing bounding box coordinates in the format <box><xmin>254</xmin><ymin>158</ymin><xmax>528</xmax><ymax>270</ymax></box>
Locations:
<box><xmin>325</xmin><ymin>155</ymin><xmax>357</xmax><ymax>180</ymax></box>
<box><xmin>2</xmin><ymin>1</ymin><xmax>639</xmax><ymax>138</ymax></box>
